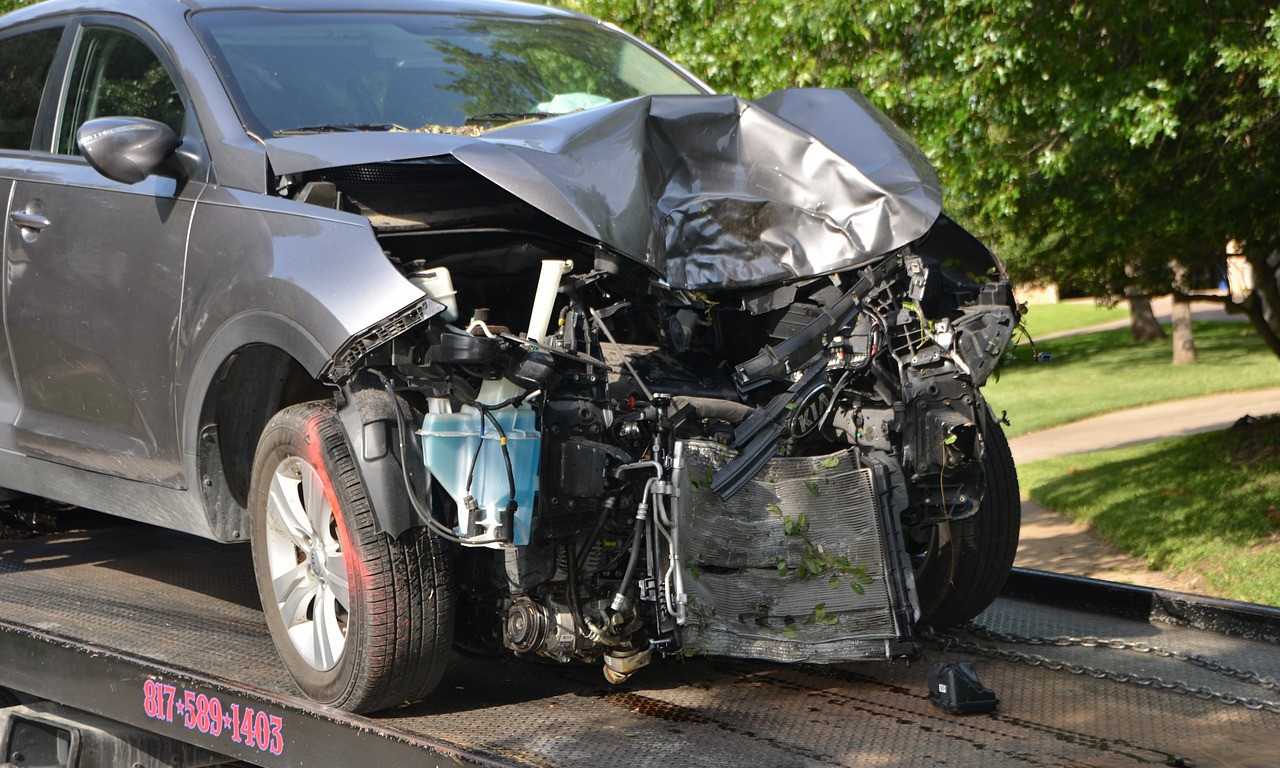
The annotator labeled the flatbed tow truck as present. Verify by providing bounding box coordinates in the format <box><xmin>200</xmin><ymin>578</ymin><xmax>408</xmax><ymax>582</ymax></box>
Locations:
<box><xmin>1</xmin><ymin>511</ymin><xmax>1279</xmax><ymax>768</ymax></box>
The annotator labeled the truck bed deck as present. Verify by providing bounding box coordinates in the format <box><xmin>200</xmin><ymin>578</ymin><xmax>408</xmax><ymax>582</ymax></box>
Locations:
<box><xmin>1</xmin><ymin>515</ymin><xmax>1278</xmax><ymax>767</ymax></box>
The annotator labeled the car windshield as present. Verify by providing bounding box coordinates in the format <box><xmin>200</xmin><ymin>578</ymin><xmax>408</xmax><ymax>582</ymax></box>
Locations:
<box><xmin>189</xmin><ymin>10</ymin><xmax>705</xmax><ymax>137</ymax></box>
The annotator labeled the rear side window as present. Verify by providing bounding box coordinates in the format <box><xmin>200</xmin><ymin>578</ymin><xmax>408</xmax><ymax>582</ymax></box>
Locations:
<box><xmin>0</xmin><ymin>28</ymin><xmax>62</xmax><ymax>150</ymax></box>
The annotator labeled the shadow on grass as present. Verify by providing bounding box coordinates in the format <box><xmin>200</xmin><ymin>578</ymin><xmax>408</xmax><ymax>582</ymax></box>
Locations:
<box><xmin>1022</xmin><ymin>418</ymin><xmax>1280</xmax><ymax>604</ymax></box>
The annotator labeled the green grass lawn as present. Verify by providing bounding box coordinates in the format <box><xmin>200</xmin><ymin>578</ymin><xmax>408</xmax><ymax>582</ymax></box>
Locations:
<box><xmin>1018</xmin><ymin>416</ymin><xmax>1280</xmax><ymax>605</ymax></box>
<box><xmin>984</xmin><ymin>321</ymin><xmax>1278</xmax><ymax>436</ymax></box>
<box><xmin>1019</xmin><ymin>300</ymin><xmax>1129</xmax><ymax>338</ymax></box>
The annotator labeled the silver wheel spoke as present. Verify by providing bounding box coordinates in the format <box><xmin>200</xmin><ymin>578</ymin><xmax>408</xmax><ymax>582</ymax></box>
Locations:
<box><xmin>311</xmin><ymin>583</ymin><xmax>342</xmax><ymax>669</ymax></box>
<box><xmin>267</xmin><ymin>470</ymin><xmax>312</xmax><ymax>550</ymax></box>
<box><xmin>279</xmin><ymin>572</ymin><xmax>318</xmax><ymax>628</ymax></box>
<box><xmin>272</xmin><ymin>561</ymin><xmax>312</xmax><ymax>604</ymax></box>
<box><xmin>325</xmin><ymin>552</ymin><xmax>351</xmax><ymax>610</ymax></box>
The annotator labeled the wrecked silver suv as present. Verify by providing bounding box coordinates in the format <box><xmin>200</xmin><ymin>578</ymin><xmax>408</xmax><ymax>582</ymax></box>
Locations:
<box><xmin>0</xmin><ymin>0</ymin><xmax>1020</xmax><ymax>712</ymax></box>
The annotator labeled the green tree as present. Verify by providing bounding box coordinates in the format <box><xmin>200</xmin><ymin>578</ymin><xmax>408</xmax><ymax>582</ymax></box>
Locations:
<box><xmin>551</xmin><ymin>0</ymin><xmax>1280</xmax><ymax>360</ymax></box>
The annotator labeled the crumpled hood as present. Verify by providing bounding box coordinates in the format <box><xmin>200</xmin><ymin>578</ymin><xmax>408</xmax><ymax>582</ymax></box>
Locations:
<box><xmin>265</xmin><ymin>89</ymin><xmax>942</xmax><ymax>290</ymax></box>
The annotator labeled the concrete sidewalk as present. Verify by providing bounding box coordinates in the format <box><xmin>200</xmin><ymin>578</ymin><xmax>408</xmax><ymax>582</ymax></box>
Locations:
<box><xmin>1007</xmin><ymin>386</ymin><xmax>1280</xmax><ymax>593</ymax></box>
<box><xmin>1008</xmin><ymin>388</ymin><xmax>1280</xmax><ymax>464</ymax></box>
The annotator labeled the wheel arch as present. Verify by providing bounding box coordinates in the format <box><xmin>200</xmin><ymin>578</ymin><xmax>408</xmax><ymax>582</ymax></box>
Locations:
<box><xmin>184</xmin><ymin>313</ymin><xmax>332</xmax><ymax>541</ymax></box>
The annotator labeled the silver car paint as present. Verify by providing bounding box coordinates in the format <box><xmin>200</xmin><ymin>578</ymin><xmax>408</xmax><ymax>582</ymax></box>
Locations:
<box><xmin>0</xmin><ymin>0</ymin><xmax>954</xmax><ymax>539</ymax></box>
<box><xmin>260</xmin><ymin>88</ymin><xmax>942</xmax><ymax>291</ymax></box>
<box><xmin>4</xmin><ymin>151</ymin><xmax>199</xmax><ymax>488</ymax></box>
<box><xmin>0</xmin><ymin>0</ymin><xmax>430</xmax><ymax>536</ymax></box>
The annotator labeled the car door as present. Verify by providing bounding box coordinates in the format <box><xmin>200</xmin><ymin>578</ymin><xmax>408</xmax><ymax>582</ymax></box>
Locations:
<box><xmin>0</xmin><ymin>21</ymin><xmax>66</xmax><ymax>455</ymax></box>
<box><xmin>3</xmin><ymin>19</ymin><xmax>207</xmax><ymax>488</ymax></box>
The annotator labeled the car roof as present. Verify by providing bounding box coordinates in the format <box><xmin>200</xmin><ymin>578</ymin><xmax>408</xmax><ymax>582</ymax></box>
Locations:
<box><xmin>1</xmin><ymin>0</ymin><xmax>589</xmax><ymax>27</ymax></box>
<box><xmin>180</xmin><ymin>0</ymin><xmax>586</xmax><ymax>18</ymax></box>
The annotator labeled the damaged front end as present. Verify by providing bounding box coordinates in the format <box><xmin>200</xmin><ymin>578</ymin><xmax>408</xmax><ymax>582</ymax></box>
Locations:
<box><xmin>298</xmin><ymin>90</ymin><xmax>1019</xmax><ymax>683</ymax></box>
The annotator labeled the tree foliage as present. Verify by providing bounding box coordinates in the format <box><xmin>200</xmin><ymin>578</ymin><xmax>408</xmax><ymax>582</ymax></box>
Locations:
<box><xmin>551</xmin><ymin>0</ymin><xmax>1280</xmax><ymax>357</ymax></box>
<box><xmin>4</xmin><ymin>0</ymin><xmax>1278</xmax><ymax>354</ymax></box>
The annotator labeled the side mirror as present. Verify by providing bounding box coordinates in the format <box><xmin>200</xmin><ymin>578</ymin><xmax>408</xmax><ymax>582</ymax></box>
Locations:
<box><xmin>76</xmin><ymin>117</ymin><xmax>185</xmax><ymax>184</ymax></box>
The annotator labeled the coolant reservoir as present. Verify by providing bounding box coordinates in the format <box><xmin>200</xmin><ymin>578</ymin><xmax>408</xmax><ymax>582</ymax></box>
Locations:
<box><xmin>409</xmin><ymin>267</ymin><xmax>459</xmax><ymax>322</ymax></box>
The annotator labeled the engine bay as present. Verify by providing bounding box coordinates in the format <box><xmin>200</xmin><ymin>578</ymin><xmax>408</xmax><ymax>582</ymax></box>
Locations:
<box><xmin>288</xmin><ymin>154</ymin><xmax>1019</xmax><ymax>682</ymax></box>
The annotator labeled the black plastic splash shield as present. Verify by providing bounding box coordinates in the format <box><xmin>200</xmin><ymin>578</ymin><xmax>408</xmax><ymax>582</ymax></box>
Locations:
<box><xmin>265</xmin><ymin>89</ymin><xmax>942</xmax><ymax>290</ymax></box>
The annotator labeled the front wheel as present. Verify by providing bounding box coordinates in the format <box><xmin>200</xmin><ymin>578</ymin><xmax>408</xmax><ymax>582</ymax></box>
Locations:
<box><xmin>248</xmin><ymin>401</ymin><xmax>453</xmax><ymax>713</ymax></box>
<box><xmin>909</xmin><ymin>409</ymin><xmax>1021</xmax><ymax>629</ymax></box>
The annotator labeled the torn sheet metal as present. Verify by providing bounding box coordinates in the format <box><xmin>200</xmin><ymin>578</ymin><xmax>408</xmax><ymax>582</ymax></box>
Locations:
<box><xmin>265</xmin><ymin>89</ymin><xmax>942</xmax><ymax>290</ymax></box>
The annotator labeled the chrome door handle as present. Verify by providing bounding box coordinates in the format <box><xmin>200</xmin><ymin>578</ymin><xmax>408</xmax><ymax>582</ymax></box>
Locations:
<box><xmin>9</xmin><ymin>211</ymin><xmax>51</xmax><ymax>231</ymax></box>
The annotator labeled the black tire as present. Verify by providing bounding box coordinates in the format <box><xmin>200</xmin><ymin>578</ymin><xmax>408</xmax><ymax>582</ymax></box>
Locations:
<box><xmin>910</xmin><ymin>409</ymin><xmax>1021</xmax><ymax>629</ymax></box>
<box><xmin>248</xmin><ymin>400</ymin><xmax>453</xmax><ymax>713</ymax></box>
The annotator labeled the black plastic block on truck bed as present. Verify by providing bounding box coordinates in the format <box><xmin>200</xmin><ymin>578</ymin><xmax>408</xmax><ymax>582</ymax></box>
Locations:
<box><xmin>1</xmin><ymin>516</ymin><xmax>1280</xmax><ymax>768</ymax></box>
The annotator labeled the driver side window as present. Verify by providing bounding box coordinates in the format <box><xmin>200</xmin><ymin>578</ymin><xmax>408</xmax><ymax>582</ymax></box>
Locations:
<box><xmin>56</xmin><ymin>26</ymin><xmax>184</xmax><ymax>155</ymax></box>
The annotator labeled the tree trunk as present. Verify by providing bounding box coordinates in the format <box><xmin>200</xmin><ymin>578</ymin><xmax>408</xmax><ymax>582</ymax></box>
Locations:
<box><xmin>1244</xmin><ymin>250</ymin><xmax>1280</xmax><ymax>359</ymax></box>
<box><xmin>1170</xmin><ymin>293</ymin><xmax>1197</xmax><ymax>364</ymax></box>
<box><xmin>1170</xmin><ymin>262</ymin><xmax>1197</xmax><ymax>365</ymax></box>
<box><xmin>1128</xmin><ymin>295</ymin><xmax>1167</xmax><ymax>342</ymax></box>
<box><xmin>1124</xmin><ymin>262</ymin><xmax>1167</xmax><ymax>342</ymax></box>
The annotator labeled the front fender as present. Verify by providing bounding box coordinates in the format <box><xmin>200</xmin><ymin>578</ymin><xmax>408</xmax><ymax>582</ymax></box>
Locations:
<box><xmin>177</xmin><ymin>187</ymin><xmax>434</xmax><ymax>535</ymax></box>
<box><xmin>181</xmin><ymin>186</ymin><xmax>426</xmax><ymax>376</ymax></box>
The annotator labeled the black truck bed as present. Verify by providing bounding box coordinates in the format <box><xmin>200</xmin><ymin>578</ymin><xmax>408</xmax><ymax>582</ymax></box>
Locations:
<box><xmin>1</xmin><ymin>515</ymin><xmax>1278</xmax><ymax>767</ymax></box>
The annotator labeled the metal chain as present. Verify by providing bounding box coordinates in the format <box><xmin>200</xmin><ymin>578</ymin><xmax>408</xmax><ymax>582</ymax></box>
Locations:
<box><xmin>960</xmin><ymin>623</ymin><xmax>1280</xmax><ymax>692</ymax></box>
<box><xmin>920</xmin><ymin>626</ymin><xmax>1280</xmax><ymax>715</ymax></box>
